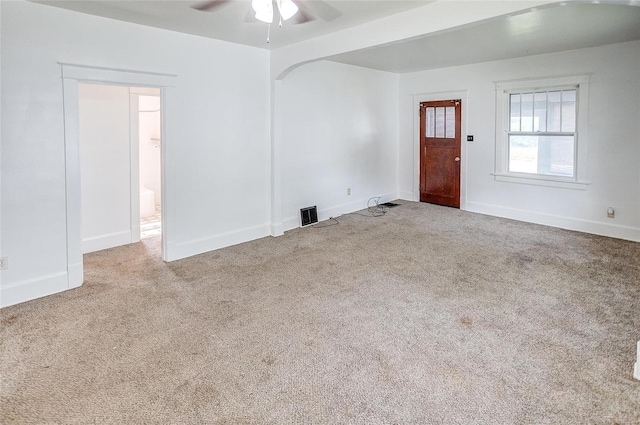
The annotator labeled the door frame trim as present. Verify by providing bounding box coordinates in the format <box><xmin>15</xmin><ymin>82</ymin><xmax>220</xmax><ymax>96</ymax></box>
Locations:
<box><xmin>129</xmin><ymin>92</ymin><xmax>142</xmax><ymax>244</ymax></box>
<box><xmin>61</xmin><ymin>63</ymin><xmax>176</xmax><ymax>290</ymax></box>
<box><xmin>412</xmin><ymin>90</ymin><xmax>468</xmax><ymax>210</ymax></box>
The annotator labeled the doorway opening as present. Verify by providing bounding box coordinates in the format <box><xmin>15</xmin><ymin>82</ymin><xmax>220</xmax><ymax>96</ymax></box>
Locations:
<box><xmin>61</xmin><ymin>63</ymin><xmax>176</xmax><ymax>291</ymax></box>
<box><xmin>136</xmin><ymin>91</ymin><xmax>162</xmax><ymax>240</ymax></box>
<box><xmin>78</xmin><ymin>83</ymin><xmax>163</xmax><ymax>253</ymax></box>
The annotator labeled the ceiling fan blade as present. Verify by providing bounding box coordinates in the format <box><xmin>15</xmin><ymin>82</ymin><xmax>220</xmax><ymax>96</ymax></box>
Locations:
<box><xmin>290</xmin><ymin>8</ymin><xmax>315</xmax><ymax>25</ymax></box>
<box><xmin>191</xmin><ymin>0</ymin><xmax>231</xmax><ymax>12</ymax></box>
<box><xmin>294</xmin><ymin>0</ymin><xmax>341</xmax><ymax>22</ymax></box>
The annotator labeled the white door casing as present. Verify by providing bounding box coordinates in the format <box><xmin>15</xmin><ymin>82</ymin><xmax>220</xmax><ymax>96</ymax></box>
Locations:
<box><xmin>61</xmin><ymin>63</ymin><xmax>176</xmax><ymax>290</ymax></box>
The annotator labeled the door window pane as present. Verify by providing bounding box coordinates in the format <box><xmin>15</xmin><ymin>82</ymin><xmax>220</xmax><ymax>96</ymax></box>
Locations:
<box><xmin>445</xmin><ymin>106</ymin><xmax>455</xmax><ymax>138</ymax></box>
<box><xmin>435</xmin><ymin>107</ymin><xmax>445</xmax><ymax>138</ymax></box>
<box><xmin>426</xmin><ymin>107</ymin><xmax>434</xmax><ymax>137</ymax></box>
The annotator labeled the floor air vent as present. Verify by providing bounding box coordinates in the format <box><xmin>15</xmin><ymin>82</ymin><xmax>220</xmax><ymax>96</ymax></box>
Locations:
<box><xmin>300</xmin><ymin>206</ymin><xmax>318</xmax><ymax>227</ymax></box>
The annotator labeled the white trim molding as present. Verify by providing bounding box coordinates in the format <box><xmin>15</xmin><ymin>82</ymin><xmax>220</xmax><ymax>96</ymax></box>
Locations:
<box><xmin>270</xmin><ymin>80</ymin><xmax>285</xmax><ymax>237</ymax></box>
<box><xmin>634</xmin><ymin>341</ymin><xmax>640</xmax><ymax>381</ymax></box>
<box><xmin>398</xmin><ymin>190</ymin><xmax>415</xmax><ymax>202</ymax></box>
<box><xmin>166</xmin><ymin>224</ymin><xmax>270</xmax><ymax>262</ymax></box>
<box><xmin>0</xmin><ymin>272</ymin><xmax>68</xmax><ymax>308</ymax></box>
<box><xmin>60</xmin><ymin>63</ymin><xmax>177</xmax><ymax>87</ymax></box>
<box><xmin>129</xmin><ymin>92</ymin><xmax>142</xmax><ymax>244</ymax></box>
<box><xmin>82</xmin><ymin>231</ymin><xmax>134</xmax><ymax>254</ymax></box>
<box><xmin>467</xmin><ymin>201</ymin><xmax>640</xmax><ymax>242</ymax></box>
<box><xmin>492</xmin><ymin>173</ymin><xmax>589</xmax><ymax>190</ymax></box>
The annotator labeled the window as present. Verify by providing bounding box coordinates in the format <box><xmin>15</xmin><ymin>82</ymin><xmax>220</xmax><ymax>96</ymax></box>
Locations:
<box><xmin>509</xmin><ymin>89</ymin><xmax>576</xmax><ymax>177</ymax></box>
<box><xmin>495</xmin><ymin>75</ymin><xmax>589</xmax><ymax>189</ymax></box>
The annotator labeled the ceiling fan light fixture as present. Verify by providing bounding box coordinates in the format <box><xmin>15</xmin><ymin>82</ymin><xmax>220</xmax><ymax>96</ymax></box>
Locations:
<box><xmin>252</xmin><ymin>0</ymin><xmax>274</xmax><ymax>23</ymax></box>
<box><xmin>277</xmin><ymin>0</ymin><xmax>299</xmax><ymax>21</ymax></box>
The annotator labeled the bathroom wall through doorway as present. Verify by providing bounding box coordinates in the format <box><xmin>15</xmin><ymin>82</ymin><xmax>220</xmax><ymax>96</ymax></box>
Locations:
<box><xmin>136</xmin><ymin>90</ymin><xmax>162</xmax><ymax>240</ymax></box>
<box><xmin>79</xmin><ymin>83</ymin><xmax>163</xmax><ymax>253</ymax></box>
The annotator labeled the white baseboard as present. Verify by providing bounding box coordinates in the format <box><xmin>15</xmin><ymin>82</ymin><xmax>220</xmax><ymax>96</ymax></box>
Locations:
<box><xmin>82</xmin><ymin>230</ymin><xmax>132</xmax><ymax>254</ymax></box>
<box><xmin>634</xmin><ymin>341</ymin><xmax>640</xmax><ymax>381</ymax></box>
<box><xmin>270</xmin><ymin>223</ymin><xmax>284</xmax><ymax>237</ymax></box>
<box><xmin>398</xmin><ymin>190</ymin><xmax>416</xmax><ymax>202</ymax></box>
<box><xmin>282</xmin><ymin>192</ymin><xmax>398</xmax><ymax>232</ymax></box>
<box><xmin>2</xmin><ymin>224</ymin><xmax>270</xmax><ymax>306</ymax></box>
<box><xmin>68</xmin><ymin>261</ymin><xmax>84</xmax><ymax>289</ymax></box>
<box><xmin>466</xmin><ymin>201</ymin><xmax>640</xmax><ymax>242</ymax></box>
<box><xmin>131</xmin><ymin>224</ymin><xmax>141</xmax><ymax>243</ymax></box>
<box><xmin>1</xmin><ymin>271</ymin><xmax>69</xmax><ymax>308</ymax></box>
<box><xmin>165</xmin><ymin>224</ymin><xmax>270</xmax><ymax>262</ymax></box>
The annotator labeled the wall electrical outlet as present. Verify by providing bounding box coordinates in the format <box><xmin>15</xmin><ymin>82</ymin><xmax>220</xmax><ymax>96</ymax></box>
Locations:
<box><xmin>347</xmin><ymin>188</ymin><xmax>351</xmax><ymax>196</ymax></box>
<box><xmin>0</xmin><ymin>257</ymin><xmax>7</xmax><ymax>270</ymax></box>
<box><xmin>607</xmin><ymin>207</ymin><xmax>615</xmax><ymax>218</ymax></box>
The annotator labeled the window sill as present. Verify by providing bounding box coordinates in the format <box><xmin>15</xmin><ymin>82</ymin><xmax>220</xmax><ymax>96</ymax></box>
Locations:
<box><xmin>492</xmin><ymin>173</ymin><xmax>589</xmax><ymax>190</ymax></box>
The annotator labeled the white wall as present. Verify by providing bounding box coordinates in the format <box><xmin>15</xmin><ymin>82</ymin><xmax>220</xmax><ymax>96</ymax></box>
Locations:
<box><xmin>399</xmin><ymin>40</ymin><xmax>640</xmax><ymax>241</ymax></box>
<box><xmin>0</xmin><ymin>1</ymin><xmax>270</xmax><ymax>307</ymax></box>
<box><xmin>79</xmin><ymin>83</ymin><xmax>133</xmax><ymax>253</ymax></box>
<box><xmin>281</xmin><ymin>61</ymin><xmax>399</xmax><ymax>229</ymax></box>
<box><xmin>138</xmin><ymin>95</ymin><xmax>162</xmax><ymax>206</ymax></box>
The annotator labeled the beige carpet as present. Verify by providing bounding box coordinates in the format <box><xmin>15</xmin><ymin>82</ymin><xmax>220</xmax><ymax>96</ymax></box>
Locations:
<box><xmin>1</xmin><ymin>201</ymin><xmax>639</xmax><ymax>424</ymax></box>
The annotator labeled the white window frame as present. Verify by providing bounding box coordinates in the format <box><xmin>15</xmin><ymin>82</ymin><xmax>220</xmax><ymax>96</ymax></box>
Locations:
<box><xmin>494</xmin><ymin>75</ymin><xmax>590</xmax><ymax>190</ymax></box>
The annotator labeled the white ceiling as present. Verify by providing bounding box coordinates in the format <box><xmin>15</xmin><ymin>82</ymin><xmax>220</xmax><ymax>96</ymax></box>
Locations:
<box><xmin>34</xmin><ymin>0</ymin><xmax>432</xmax><ymax>49</ymax></box>
<box><xmin>327</xmin><ymin>3</ymin><xmax>640</xmax><ymax>73</ymax></box>
<box><xmin>33</xmin><ymin>1</ymin><xmax>640</xmax><ymax>73</ymax></box>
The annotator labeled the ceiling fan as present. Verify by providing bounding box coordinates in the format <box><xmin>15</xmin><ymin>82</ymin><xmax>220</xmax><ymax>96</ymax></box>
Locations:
<box><xmin>192</xmin><ymin>0</ymin><xmax>342</xmax><ymax>27</ymax></box>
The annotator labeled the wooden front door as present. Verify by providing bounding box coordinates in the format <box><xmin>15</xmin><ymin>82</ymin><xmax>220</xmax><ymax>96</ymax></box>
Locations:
<box><xmin>419</xmin><ymin>100</ymin><xmax>461</xmax><ymax>208</ymax></box>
